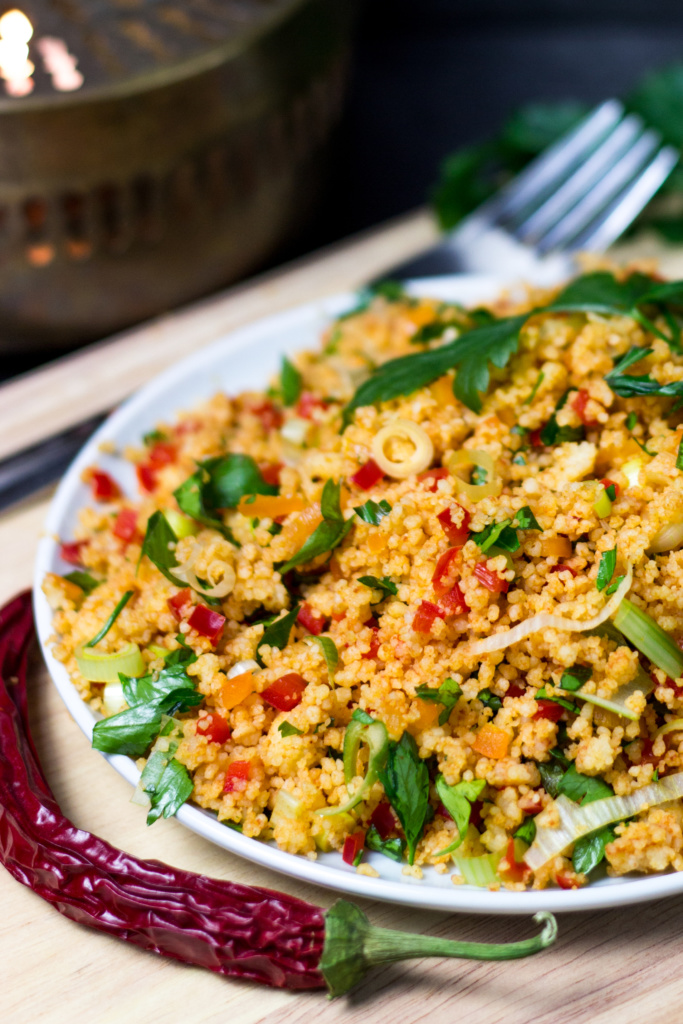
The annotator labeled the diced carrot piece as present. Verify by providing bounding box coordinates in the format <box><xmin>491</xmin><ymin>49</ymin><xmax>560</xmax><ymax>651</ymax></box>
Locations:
<box><xmin>411</xmin><ymin>699</ymin><xmax>440</xmax><ymax>732</ymax></box>
<box><xmin>367</xmin><ymin>532</ymin><xmax>387</xmax><ymax>554</ymax></box>
<box><xmin>278</xmin><ymin>503</ymin><xmax>323</xmax><ymax>555</ymax></box>
<box><xmin>472</xmin><ymin>723</ymin><xmax>510</xmax><ymax>760</ymax></box>
<box><xmin>221</xmin><ymin>671</ymin><xmax>256</xmax><ymax>711</ymax></box>
<box><xmin>236</xmin><ymin>494</ymin><xmax>306</xmax><ymax>518</ymax></box>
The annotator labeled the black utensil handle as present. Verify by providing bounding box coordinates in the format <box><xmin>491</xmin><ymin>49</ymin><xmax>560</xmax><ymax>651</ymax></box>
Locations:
<box><xmin>0</xmin><ymin>412</ymin><xmax>109</xmax><ymax>512</ymax></box>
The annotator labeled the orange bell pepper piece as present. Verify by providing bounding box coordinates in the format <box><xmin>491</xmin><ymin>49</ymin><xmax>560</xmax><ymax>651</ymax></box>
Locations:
<box><xmin>221</xmin><ymin>671</ymin><xmax>255</xmax><ymax>711</ymax></box>
<box><xmin>236</xmin><ymin>494</ymin><xmax>306</xmax><ymax>518</ymax></box>
<box><xmin>472</xmin><ymin>723</ymin><xmax>510</xmax><ymax>760</ymax></box>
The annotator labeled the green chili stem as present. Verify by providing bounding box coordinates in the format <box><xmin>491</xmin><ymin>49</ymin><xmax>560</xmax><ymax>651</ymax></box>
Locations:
<box><xmin>85</xmin><ymin>590</ymin><xmax>134</xmax><ymax>648</ymax></box>
<box><xmin>320</xmin><ymin>900</ymin><xmax>557</xmax><ymax>998</ymax></box>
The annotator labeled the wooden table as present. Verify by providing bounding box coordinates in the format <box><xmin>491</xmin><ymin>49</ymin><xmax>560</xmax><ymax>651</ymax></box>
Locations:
<box><xmin>4</xmin><ymin>211</ymin><xmax>683</xmax><ymax>1024</ymax></box>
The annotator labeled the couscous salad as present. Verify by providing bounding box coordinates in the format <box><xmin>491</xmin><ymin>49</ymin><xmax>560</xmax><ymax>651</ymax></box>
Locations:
<box><xmin>44</xmin><ymin>269</ymin><xmax>683</xmax><ymax>891</ymax></box>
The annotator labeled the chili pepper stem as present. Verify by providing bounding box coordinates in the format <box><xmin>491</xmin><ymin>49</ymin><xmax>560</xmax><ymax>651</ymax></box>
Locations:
<box><xmin>320</xmin><ymin>900</ymin><xmax>557</xmax><ymax>998</ymax></box>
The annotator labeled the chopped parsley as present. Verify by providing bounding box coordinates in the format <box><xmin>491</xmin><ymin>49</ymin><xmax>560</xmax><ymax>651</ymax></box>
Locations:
<box><xmin>596</xmin><ymin>547</ymin><xmax>617</xmax><ymax>592</ymax></box>
<box><xmin>354</xmin><ymin>499</ymin><xmax>392</xmax><ymax>525</ymax></box>
<box><xmin>358</xmin><ymin>576</ymin><xmax>398</xmax><ymax>601</ymax></box>
<box><xmin>414</xmin><ymin>677</ymin><xmax>462</xmax><ymax>726</ymax></box>
<box><xmin>279</xmin><ymin>479</ymin><xmax>354</xmax><ymax>573</ymax></box>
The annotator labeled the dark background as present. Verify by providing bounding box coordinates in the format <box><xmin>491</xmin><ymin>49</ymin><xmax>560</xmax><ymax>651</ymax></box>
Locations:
<box><xmin>5</xmin><ymin>0</ymin><xmax>683</xmax><ymax>383</ymax></box>
<box><xmin>327</xmin><ymin>0</ymin><xmax>683</xmax><ymax>239</ymax></box>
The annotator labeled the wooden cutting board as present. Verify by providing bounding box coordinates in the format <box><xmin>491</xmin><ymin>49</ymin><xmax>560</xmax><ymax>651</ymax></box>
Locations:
<box><xmin>3</xmin><ymin>211</ymin><xmax>683</xmax><ymax>1024</ymax></box>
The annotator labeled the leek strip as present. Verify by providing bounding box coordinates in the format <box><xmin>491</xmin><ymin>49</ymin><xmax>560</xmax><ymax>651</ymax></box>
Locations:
<box><xmin>464</xmin><ymin>568</ymin><xmax>632</xmax><ymax>658</ymax></box>
<box><xmin>526</xmin><ymin>771</ymin><xmax>683</xmax><ymax>872</ymax></box>
<box><xmin>75</xmin><ymin>641</ymin><xmax>145</xmax><ymax>683</ymax></box>
<box><xmin>453</xmin><ymin>851</ymin><xmax>502</xmax><ymax>886</ymax></box>
<box><xmin>613</xmin><ymin>598</ymin><xmax>683</xmax><ymax>680</ymax></box>
<box><xmin>85</xmin><ymin>590</ymin><xmax>134</xmax><ymax>648</ymax></box>
<box><xmin>558</xmin><ymin>664</ymin><xmax>654</xmax><ymax>722</ymax></box>
<box><xmin>444</xmin><ymin>450</ymin><xmax>502</xmax><ymax>502</ymax></box>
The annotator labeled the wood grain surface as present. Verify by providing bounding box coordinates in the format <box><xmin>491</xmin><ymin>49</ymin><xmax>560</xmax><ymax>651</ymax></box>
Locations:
<box><xmin>4</xmin><ymin>213</ymin><xmax>683</xmax><ymax>1024</ymax></box>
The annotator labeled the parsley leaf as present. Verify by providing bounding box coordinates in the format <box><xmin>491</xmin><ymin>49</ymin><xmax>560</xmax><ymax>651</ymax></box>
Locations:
<box><xmin>256</xmin><ymin>604</ymin><xmax>301</xmax><ymax>667</ymax></box>
<box><xmin>677</xmin><ymin>436</ymin><xmax>683</xmax><ymax>471</ymax></box>
<box><xmin>560</xmin><ymin>665</ymin><xmax>592</xmax><ymax>691</ymax></box>
<box><xmin>538</xmin><ymin>761</ymin><xmax>565</xmax><ymax>798</ymax></box>
<box><xmin>174</xmin><ymin>454</ymin><xmax>276</xmax><ymax>538</ymax></box>
<box><xmin>378</xmin><ymin>732</ymin><xmax>432</xmax><ymax>865</ymax></box>
<box><xmin>415</xmin><ymin>677</ymin><xmax>462</xmax><ymax>726</ymax></box>
<box><xmin>358</xmin><ymin>575</ymin><xmax>398</xmax><ymax>601</ymax></box>
<box><xmin>514</xmin><ymin>817</ymin><xmax>537</xmax><ymax>845</ymax></box>
<box><xmin>477</xmin><ymin>688</ymin><xmax>502</xmax><ymax>713</ymax></box>
<box><xmin>605</xmin><ymin>574</ymin><xmax>626</xmax><ymax>596</ymax></box>
<box><xmin>434</xmin><ymin>776</ymin><xmax>486</xmax><ymax>856</ymax></box>
<box><xmin>140</xmin><ymin>511</ymin><xmax>188</xmax><ymax>587</ymax></box>
<box><xmin>64</xmin><ymin>570</ymin><xmax>101</xmax><ymax>595</ymax></box>
<box><xmin>597</xmin><ymin>547</ymin><xmax>617</xmax><ymax>591</ymax></box>
<box><xmin>558</xmin><ymin>763</ymin><xmax>613</xmax><ymax>804</ymax></box>
<box><xmin>280</xmin><ymin>357</ymin><xmax>302</xmax><ymax>407</ymax></box>
<box><xmin>343</xmin><ymin>314</ymin><xmax>528</xmax><ymax>423</ymax></box>
<box><xmin>535</xmin><ymin>688</ymin><xmax>580</xmax><ymax>713</ymax></box>
<box><xmin>92</xmin><ymin>704</ymin><xmax>166</xmax><ymax>758</ymax></box>
<box><xmin>514</xmin><ymin>506</ymin><xmax>542</xmax><ymax>531</ymax></box>
<box><xmin>354</xmin><ymin>499</ymin><xmax>392</xmax><ymax>525</ymax></box>
<box><xmin>626</xmin><ymin>411</ymin><xmax>638</xmax><ymax>431</ymax></box>
<box><xmin>472</xmin><ymin>518</ymin><xmax>520</xmax><ymax>553</ymax></box>
<box><xmin>572</xmin><ymin>824</ymin><xmax>615</xmax><ymax>874</ymax></box>
<box><xmin>278</xmin><ymin>721</ymin><xmax>303</xmax><ymax>737</ymax></box>
<box><xmin>279</xmin><ymin>479</ymin><xmax>354</xmax><ymax>573</ymax></box>
<box><xmin>365</xmin><ymin>825</ymin><xmax>407</xmax><ymax>862</ymax></box>
<box><xmin>141</xmin><ymin>750</ymin><xmax>194</xmax><ymax>824</ymax></box>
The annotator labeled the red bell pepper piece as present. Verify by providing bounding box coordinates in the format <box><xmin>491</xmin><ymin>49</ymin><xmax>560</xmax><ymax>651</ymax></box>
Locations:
<box><xmin>59</xmin><ymin>540</ymin><xmax>87</xmax><ymax>565</ymax></box>
<box><xmin>499</xmin><ymin>838</ymin><xmax>531</xmax><ymax>884</ymax></box>
<box><xmin>112</xmin><ymin>508</ymin><xmax>138</xmax><ymax>544</ymax></box>
<box><xmin>258</xmin><ymin>462</ymin><xmax>283</xmax><ymax>487</ymax></box>
<box><xmin>90</xmin><ymin>470</ymin><xmax>120</xmax><ymax>502</ymax></box>
<box><xmin>556</xmin><ymin>870</ymin><xmax>580</xmax><ymax>890</ymax></box>
<box><xmin>148</xmin><ymin>441</ymin><xmax>176</xmax><ymax>467</ymax></box>
<box><xmin>136</xmin><ymin>463</ymin><xmax>157</xmax><ymax>493</ymax></box>
<box><xmin>251</xmin><ymin>400</ymin><xmax>283</xmax><ymax>431</ymax></box>
<box><xmin>187</xmin><ymin>605</ymin><xmax>226</xmax><ymax>645</ymax></box>
<box><xmin>600</xmin><ymin>477</ymin><xmax>620</xmax><ymax>499</ymax></box>
<box><xmin>549</xmin><ymin>564</ymin><xmax>577</xmax><ymax>577</ymax></box>
<box><xmin>296</xmin><ymin>392</ymin><xmax>329</xmax><ymax>419</ymax></box>
<box><xmin>350</xmin><ymin>459</ymin><xmax>384</xmax><ymax>490</ymax></box>
<box><xmin>412</xmin><ymin>600</ymin><xmax>445</xmax><ymax>634</ymax></box>
<box><xmin>418</xmin><ymin>467</ymin><xmax>449</xmax><ymax>492</ymax></box>
<box><xmin>533</xmin><ymin>699</ymin><xmax>563</xmax><ymax>722</ymax></box>
<box><xmin>196</xmin><ymin>713</ymin><xmax>231</xmax><ymax>745</ymax></box>
<box><xmin>437</xmin><ymin>505</ymin><xmax>470</xmax><ymax>545</ymax></box>
<box><xmin>342</xmin><ymin>830</ymin><xmax>366</xmax><ymax>867</ymax></box>
<box><xmin>529</xmin><ymin>428</ymin><xmax>544</xmax><ymax>448</ymax></box>
<box><xmin>473</xmin><ymin>563</ymin><xmax>509</xmax><ymax>593</ymax></box>
<box><xmin>432</xmin><ymin>547</ymin><xmax>461</xmax><ymax>598</ymax></box>
<box><xmin>369</xmin><ymin>802</ymin><xmax>396</xmax><ymax>841</ymax></box>
<box><xmin>168</xmin><ymin>588</ymin><xmax>193</xmax><ymax>622</ymax></box>
<box><xmin>297</xmin><ymin>603</ymin><xmax>326</xmax><ymax>636</ymax></box>
<box><xmin>439</xmin><ymin>581</ymin><xmax>469</xmax><ymax>617</ymax></box>
<box><xmin>571</xmin><ymin>389</ymin><xmax>598</xmax><ymax>428</ymax></box>
<box><xmin>636</xmin><ymin>738</ymin><xmax>660</xmax><ymax>767</ymax></box>
<box><xmin>506</xmin><ymin>683</ymin><xmax>526</xmax><ymax>699</ymax></box>
<box><xmin>261</xmin><ymin>673</ymin><xmax>307</xmax><ymax>712</ymax></box>
<box><xmin>223</xmin><ymin>761</ymin><xmax>250</xmax><ymax>794</ymax></box>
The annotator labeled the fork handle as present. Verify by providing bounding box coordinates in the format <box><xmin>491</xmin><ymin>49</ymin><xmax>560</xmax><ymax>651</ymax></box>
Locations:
<box><xmin>0</xmin><ymin>412</ymin><xmax>108</xmax><ymax>512</ymax></box>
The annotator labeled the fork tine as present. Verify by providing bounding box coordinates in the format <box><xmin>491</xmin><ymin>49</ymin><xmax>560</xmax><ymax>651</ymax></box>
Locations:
<box><xmin>535</xmin><ymin>129</ymin><xmax>664</xmax><ymax>253</ymax></box>
<box><xmin>492</xmin><ymin>99</ymin><xmax>624</xmax><ymax>220</ymax></box>
<box><xmin>570</xmin><ymin>145</ymin><xmax>680</xmax><ymax>253</ymax></box>
<box><xmin>514</xmin><ymin>114</ymin><xmax>646</xmax><ymax>243</ymax></box>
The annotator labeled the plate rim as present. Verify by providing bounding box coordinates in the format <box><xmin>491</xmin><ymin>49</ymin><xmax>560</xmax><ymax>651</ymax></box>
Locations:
<box><xmin>32</xmin><ymin>273</ymin><xmax>683</xmax><ymax>915</ymax></box>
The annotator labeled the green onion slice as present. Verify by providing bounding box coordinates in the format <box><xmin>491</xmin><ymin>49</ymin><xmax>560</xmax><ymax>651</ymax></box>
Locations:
<box><xmin>76</xmin><ymin>641</ymin><xmax>145</xmax><ymax>683</ymax></box>
<box><xmin>613</xmin><ymin>598</ymin><xmax>683</xmax><ymax>680</ymax></box>
<box><xmin>316</xmin><ymin>710</ymin><xmax>388</xmax><ymax>817</ymax></box>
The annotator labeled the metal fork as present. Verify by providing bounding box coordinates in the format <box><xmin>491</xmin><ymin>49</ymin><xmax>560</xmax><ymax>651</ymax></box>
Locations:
<box><xmin>384</xmin><ymin>99</ymin><xmax>679</xmax><ymax>283</ymax></box>
<box><xmin>0</xmin><ymin>100</ymin><xmax>678</xmax><ymax>512</ymax></box>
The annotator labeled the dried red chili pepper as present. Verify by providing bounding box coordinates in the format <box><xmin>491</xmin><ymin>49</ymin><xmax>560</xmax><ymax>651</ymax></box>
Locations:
<box><xmin>0</xmin><ymin>592</ymin><xmax>557</xmax><ymax>997</ymax></box>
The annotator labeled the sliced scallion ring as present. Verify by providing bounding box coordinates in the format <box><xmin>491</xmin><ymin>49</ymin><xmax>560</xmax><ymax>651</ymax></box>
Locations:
<box><xmin>444</xmin><ymin>450</ymin><xmax>502</xmax><ymax>502</ymax></box>
<box><xmin>75</xmin><ymin>641</ymin><xmax>145</xmax><ymax>683</ymax></box>
<box><xmin>316</xmin><ymin>710</ymin><xmax>388</xmax><ymax>817</ymax></box>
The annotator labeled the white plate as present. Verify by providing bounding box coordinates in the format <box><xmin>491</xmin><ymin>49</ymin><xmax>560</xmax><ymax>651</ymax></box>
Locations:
<box><xmin>33</xmin><ymin>274</ymin><xmax>683</xmax><ymax>915</ymax></box>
